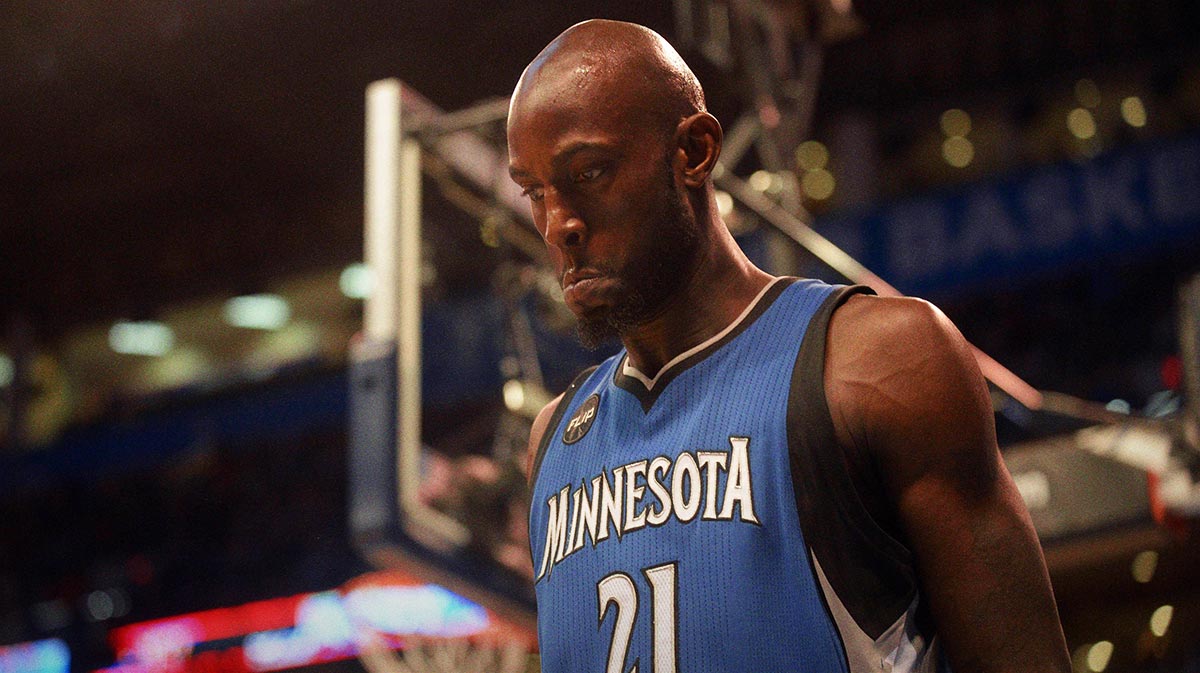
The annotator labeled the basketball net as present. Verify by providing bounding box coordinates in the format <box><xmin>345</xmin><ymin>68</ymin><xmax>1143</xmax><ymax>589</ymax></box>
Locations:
<box><xmin>357</xmin><ymin>634</ymin><xmax>530</xmax><ymax>673</ymax></box>
<box><xmin>342</xmin><ymin>570</ymin><xmax>535</xmax><ymax>673</ymax></box>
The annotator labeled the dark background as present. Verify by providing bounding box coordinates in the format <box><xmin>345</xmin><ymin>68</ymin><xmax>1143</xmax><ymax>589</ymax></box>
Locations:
<box><xmin>2</xmin><ymin>1</ymin><xmax>1199</xmax><ymax>671</ymax></box>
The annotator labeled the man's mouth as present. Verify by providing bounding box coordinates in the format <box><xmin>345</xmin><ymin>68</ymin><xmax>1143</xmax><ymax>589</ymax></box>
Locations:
<box><xmin>562</xmin><ymin>268</ymin><xmax>602</xmax><ymax>291</ymax></box>
<box><xmin>562</xmin><ymin>269</ymin><xmax>610</xmax><ymax>307</ymax></box>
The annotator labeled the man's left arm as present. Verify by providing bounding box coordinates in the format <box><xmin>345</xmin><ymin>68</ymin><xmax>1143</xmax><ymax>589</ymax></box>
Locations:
<box><xmin>826</xmin><ymin>295</ymin><xmax>1071</xmax><ymax>672</ymax></box>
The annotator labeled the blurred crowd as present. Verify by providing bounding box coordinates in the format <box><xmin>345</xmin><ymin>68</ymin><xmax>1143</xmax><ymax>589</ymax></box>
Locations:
<box><xmin>0</xmin><ymin>422</ymin><xmax>366</xmax><ymax>671</ymax></box>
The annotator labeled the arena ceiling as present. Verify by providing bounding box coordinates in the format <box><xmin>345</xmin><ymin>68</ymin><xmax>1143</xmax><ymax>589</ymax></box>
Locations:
<box><xmin>1</xmin><ymin>0</ymin><xmax>1193</xmax><ymax>341</ymax></box>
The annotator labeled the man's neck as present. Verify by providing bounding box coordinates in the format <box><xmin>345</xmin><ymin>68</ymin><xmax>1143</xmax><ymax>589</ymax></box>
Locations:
<box><xmin>620</xmin><ymin>236</ymin><xmax>774</xmax><ymax>378</ymax></box>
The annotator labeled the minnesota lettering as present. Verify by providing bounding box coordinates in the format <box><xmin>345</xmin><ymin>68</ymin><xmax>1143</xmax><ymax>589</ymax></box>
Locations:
<box><xmin>536</xmin><ymin>436</ymin><xmax>759</xmax><ymax>581</ymax></box>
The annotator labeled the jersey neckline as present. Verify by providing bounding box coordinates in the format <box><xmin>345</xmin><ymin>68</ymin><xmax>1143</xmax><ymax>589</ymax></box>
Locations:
<box><xmin>613</xmin><ymin>276</ymin><xmax>795</xmax><ymax>413</ymax></box>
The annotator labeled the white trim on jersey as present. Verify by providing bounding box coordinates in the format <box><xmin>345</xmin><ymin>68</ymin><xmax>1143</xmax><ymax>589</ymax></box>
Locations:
<box><xmin>812</xmin><ymin>554</ymin><xmax>943</xmax><ymax>673</ymax></box>
<box><xmin>620</xmin><ymin>276</ymin><xmax>788</xmax><ymax>390</ymax></box>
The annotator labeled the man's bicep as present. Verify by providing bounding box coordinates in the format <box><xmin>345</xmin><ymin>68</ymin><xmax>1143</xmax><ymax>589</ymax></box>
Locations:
<box><xmin>887</xmin><ymin>307</ymin><xmax>1068</xmax><ymax>671</ymax></box>
<box><xmin>526</xmin><ymin>394</ymin><xmax>565</xmax><ymax>484</ymax></box>
<box><xmin>900</xmin><ymin>468</ymin><xmax>1069</xmax><ymax>670</ymax></box>
<box><xmin>830</xmin><ymin>296</ymin><xmax>1069</xmax><ymax>671</ymax></box>
<box><xmin>859</xmin><ymin>299</ymin><xmax>1001</xmax><ymax>499</ymax></box>
<box><xmin>852</xmin><ymin>301</ymin><xmax>1018</xmax><ymax>546</ymax></box>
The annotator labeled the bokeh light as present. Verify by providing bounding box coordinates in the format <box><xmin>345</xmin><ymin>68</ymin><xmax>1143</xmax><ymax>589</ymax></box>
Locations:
<box><xmin>941</xmin><ymin>136</ymin><xmax>974</xmax><ymax>168</ymax></box>
<box><xmin>1130</xmin><ymin>550</ymin><xmax>1158</xmax><ymax>583</ymax></box>
<box><xmin>1086</xmin><ymin>641</ymin><xmax>1113</xmax><ymax>672</ymax></box>
<box><xmin>1067</xmin><ymin>108</ymin><xmax>1097</xmax><ymax>140</ymax></box>
<box><xmin>1120</xmin><ymin>96</ymin><xmax>1147</xmax><ymax>128</ymax></box>
<box><xmin>795</xmin><ymin>140</ymin><xmax>829</xmax><ymax>171</ymax></box>
<box><xmin>940</xmin><ymin>108</ymin><xmax>972</xmax><ymax>137</ymax></box>
<box><xmin>800</xmin><ymin>168</ymin><xmax>836</xmax><ymax>200</ymax></box>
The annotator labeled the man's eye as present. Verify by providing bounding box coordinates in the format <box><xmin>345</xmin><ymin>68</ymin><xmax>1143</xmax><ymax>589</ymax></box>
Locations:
<box><xmin>522</xmin><ymin>186</ymin><xmax>545</xmax><ymax>202</ymax></box>
<box><xmin>574</xmin><ymin>167</ymin><xmax>603</xmax><ymax>183</ymax></box>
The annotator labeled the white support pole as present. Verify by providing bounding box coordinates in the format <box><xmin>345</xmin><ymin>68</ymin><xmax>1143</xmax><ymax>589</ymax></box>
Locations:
<box><xmin>396</xmin><ymin>137</ymin><xmax>423</xmax><ymax>516</ymax></box>
<box><xmin>364</xmin><ymin>78</ymin><xmax>468</xmax><ymax>549</ymax></box>
<box><xmin>364</xmin><ymin>79</ymin><xmax>402</xmax><ymax>344</ymax></box>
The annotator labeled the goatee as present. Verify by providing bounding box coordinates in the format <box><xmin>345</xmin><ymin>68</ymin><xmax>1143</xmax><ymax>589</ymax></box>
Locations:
<box><xmin>574</xmin><ymin>179</ymin><xmax>700</xmax><ymax>350</ymax></box>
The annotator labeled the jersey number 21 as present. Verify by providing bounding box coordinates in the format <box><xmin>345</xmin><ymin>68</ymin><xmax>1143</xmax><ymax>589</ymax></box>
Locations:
<box><xmin>597</xmin><ymin>562</ymin><xmax>678</xmax><ymax>673</ymax></box>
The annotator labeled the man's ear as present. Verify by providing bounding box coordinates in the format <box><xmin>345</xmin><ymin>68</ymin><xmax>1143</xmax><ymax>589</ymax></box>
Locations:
<box><xmin>675</xmin><ymin>112</ymin><xmax>722</xmax><ymax>188</ymax></box>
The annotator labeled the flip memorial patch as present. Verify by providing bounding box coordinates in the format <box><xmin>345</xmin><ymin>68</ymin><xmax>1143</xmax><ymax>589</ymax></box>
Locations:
<box><xmin>562</xmin><ymin>394</ymin><xmax>600</xmax><ymax>444</ymax></box>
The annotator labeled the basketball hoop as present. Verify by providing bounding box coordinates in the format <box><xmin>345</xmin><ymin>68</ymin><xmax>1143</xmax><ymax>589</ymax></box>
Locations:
<box><xmin>341</xmin><ymin>570</ymin><xmax>536</xmax><ymax>673</ymax></box>
<box><xmin>357</xmin><ymin>635</ymin><xmax>529</xmax><ymax>673</ymax></box>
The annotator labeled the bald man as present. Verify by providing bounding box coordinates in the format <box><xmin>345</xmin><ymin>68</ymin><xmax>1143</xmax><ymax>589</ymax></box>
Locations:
<box><xmin>509</xmin><ymin>20</ymin><xmax>1070</xmax><ymax>673</ymax></box>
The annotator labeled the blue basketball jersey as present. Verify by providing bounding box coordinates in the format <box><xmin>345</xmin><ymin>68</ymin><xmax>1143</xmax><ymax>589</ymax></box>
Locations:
<box><xmin>528</xmin><ymin>278</ymin><xmax>946</xmax><ymax>673</ymax></box>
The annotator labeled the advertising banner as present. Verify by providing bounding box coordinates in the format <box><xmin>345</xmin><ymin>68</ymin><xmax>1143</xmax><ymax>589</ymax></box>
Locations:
<box><xmin>817</xmin><ymin>134</ymin><xmax>1200</xmax><ymax>296</ymax></box>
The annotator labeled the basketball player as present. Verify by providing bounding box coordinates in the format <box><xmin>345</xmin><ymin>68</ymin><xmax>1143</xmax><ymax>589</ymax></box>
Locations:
<box><xmin>508</xmin><ymin>20</ymin><xmax>1070</xmax><ymax>673</ymax></box>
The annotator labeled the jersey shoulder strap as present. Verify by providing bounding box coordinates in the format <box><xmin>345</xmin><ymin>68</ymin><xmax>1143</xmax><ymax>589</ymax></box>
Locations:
<box><xmin>788</xmin><ymin>284</ymin><xmax>921</xmax><ymax>640</ymax></box>
<box><xmin>529</xmin><ymin>365</ymin><xmax>599</xmax><ymax>491</ymax></box>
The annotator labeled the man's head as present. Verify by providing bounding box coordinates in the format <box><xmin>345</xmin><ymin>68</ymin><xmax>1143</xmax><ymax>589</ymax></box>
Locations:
<box><xmin>507</xmin><ymin>20</ymin><xmax>723</xmax><ymax>347</ymax></box>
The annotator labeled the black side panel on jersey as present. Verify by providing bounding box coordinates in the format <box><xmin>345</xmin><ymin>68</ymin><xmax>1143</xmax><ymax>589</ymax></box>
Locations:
<box><xmin>529</xmin><ymin>366</ymin><xmax>598</xmax><ymax>493</ymax></box>
<box><xmin>787</xmin><ymin>286</ymin><xmax>919</xmax><ymax>640</ymax></box>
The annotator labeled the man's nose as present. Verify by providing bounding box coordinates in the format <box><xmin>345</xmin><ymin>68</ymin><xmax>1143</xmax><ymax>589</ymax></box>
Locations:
<box><xmin>543</xmin><ymin>190</ymin><xmax>585</xmax><ymax>249</ymax></box>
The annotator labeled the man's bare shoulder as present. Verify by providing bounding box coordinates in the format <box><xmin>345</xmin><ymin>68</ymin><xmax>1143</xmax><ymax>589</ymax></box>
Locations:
<box><xmin>828</xmin><ymin>292</ymin><xmax>958</xmax><ymax>356</ymax></box>
<box><xmin>525</xmin><ymin>393</ymin><xmax>565</xmax><ymax>484</ymax></box>
<box><xmin>824</xmin><ymin>292</ymin><xmax>990</xmax><ymax>461</ymax></box>
<box><xmin>825</xmin><ymin>292</ymin><xmax>974</xmax><ymax>390</ymax></box>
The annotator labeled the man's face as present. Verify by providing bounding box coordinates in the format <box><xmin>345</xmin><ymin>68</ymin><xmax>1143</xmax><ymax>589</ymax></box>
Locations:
<box><xmin>508</xmin><ymin>78</ymin><xmax>700</xmax><ymax>348</ymax></box>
